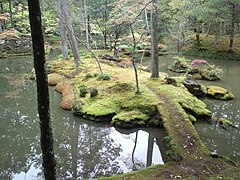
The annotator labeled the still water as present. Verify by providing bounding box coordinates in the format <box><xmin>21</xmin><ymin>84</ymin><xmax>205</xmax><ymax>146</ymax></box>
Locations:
<box><xmin>0</xmin><ymin>56</ymin><xmax>165</xmax><ymax>179</ymax></box>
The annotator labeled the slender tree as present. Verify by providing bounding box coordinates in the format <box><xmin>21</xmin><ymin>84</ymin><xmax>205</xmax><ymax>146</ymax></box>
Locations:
<box><xmin>59</xmin><ymin>0</ymin><xmax>69</xmax><ymax>60</ymax></box>
<box><xmin>27</xmin><ymin>0</ymin><xmax>56</xmax><ymax>179</ymax></box>
<box><xmin>59</xmin><ymin>0</ymin><xmax>81</xmax><ymax>66</ymax></box>
<box><xmin>150</xmin><ymin>0</ymin><xmax>159</xmax><ymax>78</ymax></box>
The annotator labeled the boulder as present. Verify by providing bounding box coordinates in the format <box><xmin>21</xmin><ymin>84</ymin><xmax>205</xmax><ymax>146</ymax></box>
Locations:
<box><xmin>183</xmin><ymin>75</ymin><xmax>206</xmax><ymax>97</ymax></box>
<box><xmin>48</xmin><ymin>73</ymin><xmax>65</xmax><ymax>86</ymax></box>
<box><xmin>60</xmin><ymin>94</ymin><xmax>75</xmax><ymax>110</ymax></box>
<box><xmin>207</xmin><ymin>86</ymin><xmax>235</xmax><ymax>100</ymax></box>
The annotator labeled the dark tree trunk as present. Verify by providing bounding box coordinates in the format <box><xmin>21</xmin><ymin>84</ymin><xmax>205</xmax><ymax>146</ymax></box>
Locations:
<box><xmin>229</xmin><ymin>3</ymin><xmax>236</xmax><ymax>52</ymax></box>
<box><xmin>146</xmin><ymin>133</ymin><xmax>154</xmax><ymax>167</ymax></box>
<box><xmin>196</xmin><ymin>31</ymin><xmax>201</xmax><ymax>47</ymax></box>
<box><xmin>27</xmin><ymin>1</ymin><xmax>56</xmax><ymax>179</ymax></box>
<box><xmin>150</xmin><ymin>1</ymin><xmax>159</xmax><ymax>78</ymax></box>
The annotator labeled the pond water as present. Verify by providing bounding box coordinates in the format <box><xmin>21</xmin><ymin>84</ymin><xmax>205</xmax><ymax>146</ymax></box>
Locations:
<box><xmin>0</xmin><ymin>56</ymin><xmax>166</xmax><ymax>179</ymax></box>
<box><xmin>138</xmin><ymin>55</ymin><xmax>240</xmax><ymax>163</ymax></box>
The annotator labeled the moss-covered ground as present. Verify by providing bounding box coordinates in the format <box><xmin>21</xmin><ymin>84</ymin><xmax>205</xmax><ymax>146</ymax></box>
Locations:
<box><xmin>181</xmin><ymin>34</ymin><xmax>240</xmax><ymax>60</ymax></box>
<box><xmin>47</xmin><ymin>52</ymin><xmax>240</xmax><ymax>179</ymax></box>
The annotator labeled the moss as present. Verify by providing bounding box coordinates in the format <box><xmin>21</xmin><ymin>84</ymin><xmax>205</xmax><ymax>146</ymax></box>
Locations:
<box><xmin>47</xmin><ymin>73</ymin><xmax>65</xmax><ymax>86</ymax></box>
<box><xmin>80</xmin><ymin>97</ymin><xmax>119</xmax><ymax>118</ymax></box>
<box><xmin>112</xmin><ymin>110</ymin><xmax>149</xmax><ymax>128</ymax></box>
<box><xmin>97</xmin><ymin>73</ymin><xmax>111</xmax><ymax>81</ymax></box>
<box><xmin>107</xmin><ymin>82</ymin><xmax>135</xmax><ymax>93</ymax></box>
<box><xmin>188</xmin><ymin>114</ymin><xmax>197</xmax><ymax>123</ymax></box>
<box><xmin>154</xmin><ymin>84</ymin><xmax>212</xmax><ymax>118</ymax></box>
<box><xmin>207</xmin><ymin>86</ymin><xmax>235</xmax><ymax>100</ymax></box>
<box><xmin>219</xmin><ymin>118</ymin><xmax>233</xmax><ymax>126</ymax></box>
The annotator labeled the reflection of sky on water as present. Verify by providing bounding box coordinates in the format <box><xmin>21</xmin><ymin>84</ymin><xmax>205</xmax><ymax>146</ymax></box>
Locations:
<box><xmin>110</xmin><ymin>129</ymin><xmax>163</xmax><ymax>172</ymax></box>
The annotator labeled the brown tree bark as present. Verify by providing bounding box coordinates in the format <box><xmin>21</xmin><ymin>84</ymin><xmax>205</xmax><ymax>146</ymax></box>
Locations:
<box><xmin>229</xmin><ymin>3</ymin><xmax>236</xmax><ymax>52</ymax></box>
<box><xmin>60</xmin><ymin>0</ymin><xmax>81</xmax><ymax>66</ymax></box>
<box><xmin>27</xmin><ymin>0</ymin><xmax>56</xmax><ymax>179</ymax></box>
<box><xmin>150</xmin><ymin>0</ymin><xmax>159</xmax><ymax>78</ymax></box>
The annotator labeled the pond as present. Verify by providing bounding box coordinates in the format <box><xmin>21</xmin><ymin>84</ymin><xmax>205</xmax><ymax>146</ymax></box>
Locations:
<box><xmin>0</xmin><ymin>56</ymin><xmax>165</xmax><ymax>179</ymax></box>
<box><xmin>139</xmin><ymin>54</ymin><xmax>240</xmax><ymax>163</ymax></box>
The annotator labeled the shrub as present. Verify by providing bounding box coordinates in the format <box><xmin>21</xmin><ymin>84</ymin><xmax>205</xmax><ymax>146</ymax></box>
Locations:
<box><xmin>79</xmin><ymin>85</ymin><xmax>88</xmax><ymax>97</ymax></box>
<box><xmin>97</xmin><ymin>73</ymin><xmax>111</xmax><ymax>81</ymax></box>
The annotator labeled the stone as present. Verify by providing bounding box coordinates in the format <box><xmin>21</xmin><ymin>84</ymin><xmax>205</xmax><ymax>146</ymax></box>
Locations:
<box><xmin>183</xmin><ymin>75</ymin><xmax>206</xmax><ymax>97</ymax></box>
<box><xmin>48</xmin><ymin>73</ymin><xmax>65</xmax><ymax>86</ymax></box>
<box><xmin>207</xmin><ymin>86</ymin><xmax>235</xmax><ymax>100</ymax></box>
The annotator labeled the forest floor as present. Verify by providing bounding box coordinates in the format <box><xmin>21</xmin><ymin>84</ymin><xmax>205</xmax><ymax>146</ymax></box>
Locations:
<box><xmin>45</xmin><ymin>51</ymin><xmax>240</xmax><ymax>180</ymax></box>
<box><xmin>181</xmin><ymin>33</ymin><xmax>240</xmax><ymax>61</ymax></box>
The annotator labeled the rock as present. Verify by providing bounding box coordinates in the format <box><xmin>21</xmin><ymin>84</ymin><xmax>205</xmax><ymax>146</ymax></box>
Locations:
<box><xmin>48</xmin><ymin>73</ymin><xmax>65</xmax><ymax>86</ymax></box>
<box><xmin>207</xmin><ymin>86</ymin><xmax>235</xmax><ymax>100</ymax></box>
<box><xmin>102</xmin><ymin>54</ymin><xmax>119</xmax><ymax>62</ymax></box>
<box><xmin>210</xmin><ymin>150</ymin><xmax>219</xmax><ymax>158</ymax></box>
<box><xmin>183</xmin><ymin>75</ymin><xmax>206</xmax><ymax>97</ymax></box>
<box><xmin>201</xmin><ymin>70</ymin><xmax>220</xmax><ymax>81</ymax></box>
<box><xmin>165</xmin><ymin>76</ymin><xmax>177</xmax><ymax>86</ymax></box>
<box><xmin>55</xmin><ymin>80</ymin><xmax>74</xmax><ymax>96</ymax></box>
<box><xmin>60</xmin><ymin>94</ymin><xmax>75</xmax><ymax>110</ymax></box>
<box><xmin>168</xmin><ymin>61</ymin><xmax>191</xmax><ymax>73</ymax></box>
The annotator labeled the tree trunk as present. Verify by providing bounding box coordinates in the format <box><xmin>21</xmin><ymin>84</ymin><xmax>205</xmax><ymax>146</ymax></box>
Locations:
<box><xmin>146</xmin><ymin>133</ymin><xmax>154</xmax><ymax>167</ymax></box>
<box><xmin>196</xmin><ymin>31</ymin><xmax>201</xmax><ymax>47</ymax></box>
<box><xmin>27</xmin><ymin>0</ymin><xmax>56</xmax><ymax>179</ymax></box>
<box><xmin>150</xmin><ymin>1</ymin><xmax>159</xmax><ymax>78</ymax></box>
<box><xmin>130</xmin><ymin>26</ymin><xmax>140</xmax><ymax>94</ymax></box>
<box><xmin>229</xmin><ymin>3</ymin><xmax>236</xmax><ymax>52</ymax></box>
<box><xmin>8</xmin><ymin>0</ymin><xmax>14</xmax><ymax>28</ymax></box>
<box><xmin>83</xmin><ymin>0</ymin><xmax>90</xmax><ymax>49</ymax></box>
<box><xmin>60</xmin><ymin>0</ymin><xmax>81</xmax><ymax>66</ymax></box>
<box><xmin>59</xmin><ymin>0</ymin><xmax>69</xmax><ymax>60</ymax></box>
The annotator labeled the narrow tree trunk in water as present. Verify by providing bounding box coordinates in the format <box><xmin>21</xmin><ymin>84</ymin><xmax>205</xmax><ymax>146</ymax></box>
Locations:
<box><xmin>150</xmin><ymin>1</ymin><xmax>159</xmax><ymax>78</ymax></box>
<box><xmin>27</xmin><ymin>1</ymin><xmax>56</xmax><ymax>179</ymax></box>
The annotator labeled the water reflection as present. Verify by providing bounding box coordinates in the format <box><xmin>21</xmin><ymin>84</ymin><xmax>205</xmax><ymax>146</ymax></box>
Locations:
<box><xmin>195</xmin><ymin>59</ymin><xmax>240</xmax><ymax>163</ymax></box>
<box><xmin>0</xmin><ymin>57</ymin><xmax>165</xmax><ymax>179</ymax></box>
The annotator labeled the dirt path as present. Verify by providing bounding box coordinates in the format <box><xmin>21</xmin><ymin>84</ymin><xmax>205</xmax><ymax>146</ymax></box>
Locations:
<box><xmin>148</xmin><ymin>86</ymin><xmax>209</xmax><ymax>160</ymax></box>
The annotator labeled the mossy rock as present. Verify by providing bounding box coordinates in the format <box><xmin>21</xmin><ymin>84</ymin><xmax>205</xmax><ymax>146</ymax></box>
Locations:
<box><xmin>112</xmin><ymin>110</ymin><xmax>149</xmax><ymax>128</ymax></box>
<box><xmin>48</xmin><ymin>73</ymin><xmax>65</xmax><ymax>86</ymax></box>
<box><xmin>77</xmin><ymin>97</ymin><xmax>119</xmax><ymax>121</ymax></box>
<box><xmin>219</xmin><ymin>118</ymin><xmax>233</xmax><ymax>126</ymax></box>
<box><xmin>207</xmin><ymin>86</ymin><xmax>235</xmax><ymax>100</ymax></box>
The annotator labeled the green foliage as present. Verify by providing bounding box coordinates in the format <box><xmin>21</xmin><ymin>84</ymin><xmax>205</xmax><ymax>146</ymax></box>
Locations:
<box><xmin>79</xmin><ymin>85</ymin><xmax>88</xmax><ymax>97</ymax></box>
<box><xmin>97</xmin><ymin>74</ymin><xmax>111</xmax><ymax>81</ymax></box>
<box><xmin>89</xmin><ymin>88</ymin><xmax>98</xmax><ymax>98</ymax></box>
